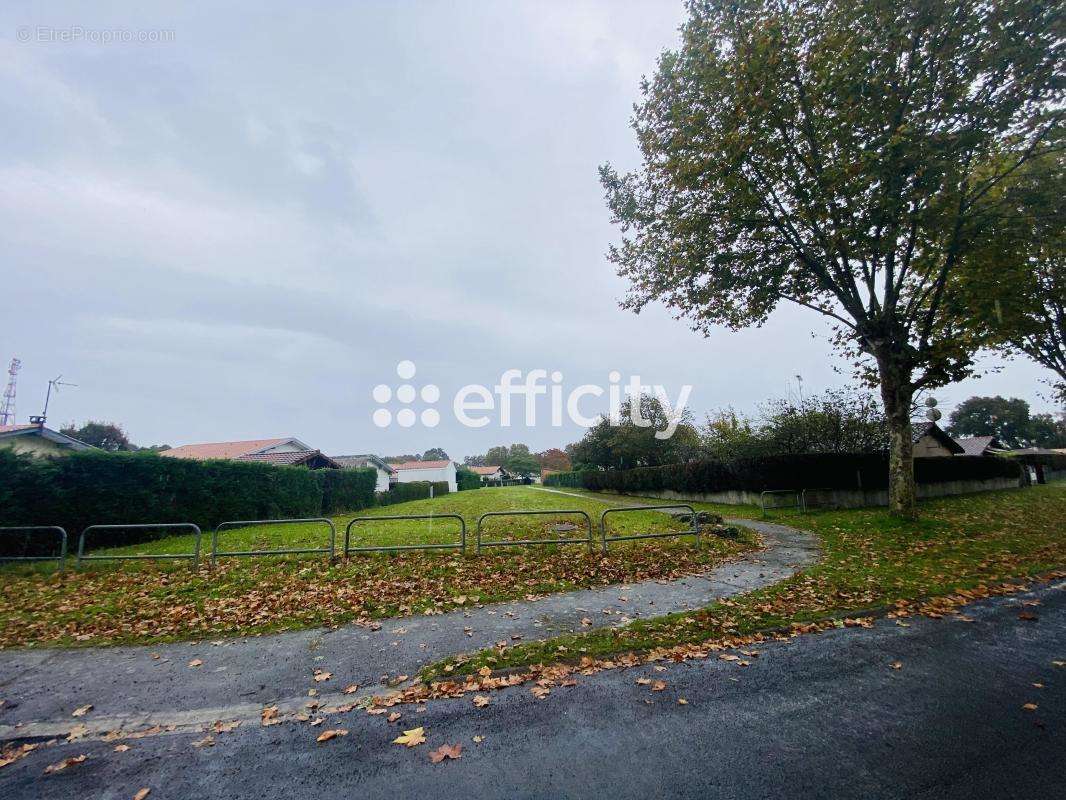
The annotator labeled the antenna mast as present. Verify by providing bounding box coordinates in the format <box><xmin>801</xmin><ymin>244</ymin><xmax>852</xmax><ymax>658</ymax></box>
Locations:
<box><xmin>0</xmin><ymin>358</ymin><xmax>20</xmax><ymax>426</ymax></box>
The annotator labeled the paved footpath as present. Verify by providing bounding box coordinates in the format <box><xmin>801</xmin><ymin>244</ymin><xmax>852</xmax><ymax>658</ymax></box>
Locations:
<box><xmin>0</xmin><ymin>514</ymin><xmax>819</xmax><ymax>740</ymax></box>
<box><xmin>2</xmin><ymin>578</ymin><xmax>1062</xmax><ymax>799</ymax></box>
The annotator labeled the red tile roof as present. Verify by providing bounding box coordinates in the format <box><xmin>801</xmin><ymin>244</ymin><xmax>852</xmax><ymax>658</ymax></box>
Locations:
<box><xmin>159</xmin><ymin>438</ymin><xmax>293</xmax><ymax>461</ymax></box>
<box><xmin>392</xmin><ymin>460</ymin><xmax>453</xmax><ymax>471</ymax></box>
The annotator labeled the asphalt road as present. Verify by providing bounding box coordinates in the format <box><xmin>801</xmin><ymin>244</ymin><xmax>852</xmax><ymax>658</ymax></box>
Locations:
<box><xmin>2</xmin><ymin>579</ymin><xmax>1062</xmax><ymax>799</ymax></box>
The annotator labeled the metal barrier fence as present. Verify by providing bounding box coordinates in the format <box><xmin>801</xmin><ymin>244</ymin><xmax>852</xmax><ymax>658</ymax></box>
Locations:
<box><xmin>476</xmin><ymin>509</ymin><xmax>594</xmax><ymax>553</ymax></box>
<box><xmin>211</xmin><ymin>517</ymin><xmax>336</xmax><ymax>564</ymax></box>
<box><xmin>344</xmin><ymin>514</ymin><xmax>466</xmax><ymax>556</ymax></box>
<box><xmin>760</xmin><ymin>489</ymin><xmax>802</xmax><ymax>517</ymax></box>
<box><xmin>77</xmin><ymin>523</ymin><xmax>202</xmax><ymax>567</ymax></box>
<box><xmin>599</xmin><ymin>505</ymin><xmax>698</xmax><ymax>553</ymax></box>
<box><xmin>800</xmin><ymin>487</ymin><xmax>836</xmax><ymax>512</ymax></box>
<box><xmin>0</xmin><ymin>526</ymin><xmax>69</xmax><ymax>571</ymax></box>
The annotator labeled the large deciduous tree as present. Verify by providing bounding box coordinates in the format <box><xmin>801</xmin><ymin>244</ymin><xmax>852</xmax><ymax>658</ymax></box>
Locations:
<box><xmin>600</xmin><ymin>0</ymin><xmax>1062</xmax><ymax>516</ymax></box>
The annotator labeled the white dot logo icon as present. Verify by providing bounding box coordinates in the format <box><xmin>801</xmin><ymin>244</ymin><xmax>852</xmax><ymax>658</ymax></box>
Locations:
<box><xmin>371</xmin><ymin>360</ymin><xmax>440</xmax><ymax>428</ymax></box>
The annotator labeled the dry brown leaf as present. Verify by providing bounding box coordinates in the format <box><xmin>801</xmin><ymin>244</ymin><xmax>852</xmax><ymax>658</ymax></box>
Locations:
<box><xmin>530</xmin><ymin>686</ymin><xmax>550</xmax><ymax>699</ymax></box>
<box><xmin>133</xmin><ymin>789</ymin><xmax>151</xmax><ymax>800</ymax></box>
<box><xmin>343</xmin><ymin>684</ymin><xmax>360</xmax><ymax>694</ymax></box>
<box><xmin>477</xmin><ymin>667</ymin><xmax>492</xmax><ymax>677</ymax></box>
<box><xmin>1022</xmin><ymin>703</ymin><xmax>1038</xmax><ymax>711</ymax></box>
<box><xmin>0</xmin><ymin>743</ymin><xmax>37</xmax><ymax>769</ymax></box>
<box><xmin>316</xmin><ymin>729</ymin><xmax>348</xmax><ymax>743</ymax></box>
<box><xmin>213</xmin><ymin>720</ymin><xmax>240</xmax><ymax>733</ymax></box>
<box><xmin>393</xmin><ymin>727</ymin><xmax>426</xmax><ymax>747</ymax></box>
<box><xmin>387</xmin><ymin>712</ymin><xmax>402</xmax><ymax>723</ymax></box>
<box><xmin>677</xmin><ymin>698</ymin><xmax>688</xmax><ymax>705</ymax></box>
<box><xmin>313</xmin><ymin>671</ymin><xmax>332</xmax><ymax>682</ymax></box>
<box><xmin>71</xmin><ymin>704</ymin><xmax>93</xmax><ymax>717</ymax></box>
<box><xmin>650</xmin><ymin>680</ymin><xmax>667</xmax><ymax>692</ymax></box>
<box><xmin>472</xmin><ymin>695</ymin><xmax>491</xmax><ymax>708</ymax></box>
<box><xmin>192</xmin><ymin>736</ymin><xmax>214</xmax><ymax>748</ymax></box>
<box><xmin>188</xmin><ymin>659</ymin><xmax>203</xmax><ymax>668</ymax></box>
<box><xmin>635</xmin><ymin>678</ymin><xmax>652</xmax><ymax>686</ymax></box>
<box><xmin>44</xmin><ymin>755</ymin><xmax>87</xmax><ymax>775</ymax></box>
<box><xmin>429</xmin><ymin>744</ymin><xmax>462</xmax><ymax>763</ymax></box>
<box><xmin>473</xmin><ymin>735</ymin><xmax>484</xmax><ymax>743</ymax></box>
<box><xmin>890</xmin><ymin>661</ymin><xmax>903</xmax><ymax>670</ymax></box>
<box><xmin>261</xmin><ymin>706</ymin><xmax>280</xmax><ymax>726</ymax></box>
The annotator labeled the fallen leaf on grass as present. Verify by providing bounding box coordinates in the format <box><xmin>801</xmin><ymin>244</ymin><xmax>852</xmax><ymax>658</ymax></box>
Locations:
<box><xmin>316</xmin><ymin>729</ymin><xmax>348</xmax><ymax>743</ymax></box>
<box><xmin>1022</xmin><ymin>703</ymin><xmax>1038</xmax><ymax>712</ymax></box>
<box><xmin>71</xmin><ymin>704</ymin><xmax>93</xmax><ymax>717</ymax></box>
<box><xmin>188</xmin><ymin>659</ymin><xmax>203</xmax><ymax>668</ymax></box>
<box><xmin>343</xmin><ymin>684</ymin><xmax>360</xmax><ymax>694</ymax></box>
<box><xmin>473</xmin><ymin>735</ymin><xmax>484</xmax><ymax>743</ymax></box>
<box><xmin>530</xmin><ymin>686</ymin><xmax>550</xmax><ymax>699</ymax></box>
<box><xmin>0</xmin><ymin>743</ymin><xmax>37</xmax><ymax>769</ymax></box>
<box><xmin>478</xmin><ymin>667</ymin><xmax>492</xmax><ymax>678</ymax></box>
<box><xmin>114</xmin><ymin>744</ymin><xmax>130</xmax><ymax>753</ymax></box>
<box><xmin>1032</xmin><ymin>683</ymin><xmax>1044</xmax><ymax>689</ymax></box>
<box><xmin>393</xmin><ymin>727</ymin><xmax>426</xmax><ymax>747</ymax></box>
<box><xmin>67</xmin><ymin>724</ymin><xmax>89</xmax><ymax>741</ymax></box>
<box><xmin>430</xmin><ymin>744</ymin><xmax>462</xmax><ymax>763</ymax></box>
<box><xmin>313</xmin><ymin>670</ymin><xmax>332</xmax><ymax>682</ymax></box>
<box><xmin>133</xmin><ymin>789</ymin><xmax>151</xmax><ymax>800</ymax></box>
<box><xmin>678</xmin><ymin>698</ymin><xmax>688</xmax><ymax>705</ymax></box>
<box><xmin>261</xmin><ymin>706</ymin><xmax>280</xmax><ymax>726</ymax></box>
<box><xmin>192</xmin><ymin>736</ymin><xmax>214</xmax><ymax>748</ymax></box>
<box><xmin>473</xmin><ymin>695</ymin><xmax>491</xmax><ymax>707</ymax></box>
<box><xmin>650</xmin><ymin>681</ymin><xmax>667</xmax><ymax>692</ymax></box>
<box><xmin>213</xmin><ymin>720</ymin><xmax>240</xmax><ymax>733</ymax></box>
<box><xmin>388</xmin><ymin>712</ymin><xmax>402</xmax><ymax>723</ymax></box>
<box><xmin>44</xmin><ymin>755</ymin><xmax>87</xmax><ymax>775</ymax></box>
<box><xmin>890</xmin><ymin>661</ymin><xmax>903</xmax><ymax>670</ymax></box>
<box><xmin>635</xmin><ymin>678</ymin><xmax>652</xmax><ymax>686</ymax></box>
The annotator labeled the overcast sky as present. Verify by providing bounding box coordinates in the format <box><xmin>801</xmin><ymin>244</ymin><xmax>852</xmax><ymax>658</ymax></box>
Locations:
<box><xmin>0</xmin><ymin>1</ymin><xmax>1057</xmax><ymax>459</ymax></box>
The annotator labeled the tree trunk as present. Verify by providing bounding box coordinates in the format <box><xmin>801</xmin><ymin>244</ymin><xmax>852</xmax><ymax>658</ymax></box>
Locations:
<box><xmin>878</xmin><ymin>362</ymin><xmax>916</xmax><ymax>519</ymax></box>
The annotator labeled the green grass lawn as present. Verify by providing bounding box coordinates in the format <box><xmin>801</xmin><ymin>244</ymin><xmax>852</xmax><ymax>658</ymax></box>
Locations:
<box><xmin>0</xmin><ymin>487</ymin><xmax>756</xmax><ymax>648</ymax></box>
<box><xmin>422</xmin><ymin>484</ymin><xmax>1066</xmax><ymax>681</ymax></box>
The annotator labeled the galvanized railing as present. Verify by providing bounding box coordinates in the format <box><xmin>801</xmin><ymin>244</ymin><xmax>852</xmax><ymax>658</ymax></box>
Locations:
<box><xmin>77</xmin><ymin>523</ymin><xmax>202</xmax><ymax>567</ymax></box>
<box><xmin>599</xmin><ymin>504</ymin><xmax>698</xmax><ymax>553</ymax></box>
<box><xmin>759</xmin><ymin>489</ymin><xmax>802</xmax><ymax>517</ymax></box>
<box><xmin>476</xmin><ymin>509</ymin><xmax>593</xmax><ymax>553</ymax></box>
<box><xmin>343</xmin><ymin>514</ymin><xmax>466</xmax><ymax>556</ymax></box>
<box><xmin>0</xmin><ymin>526</ymin><xmax>69</xmax><ymax>571</ymax></box>
<box><xmin>210</xmin><ymin>518</ymin><xmax>336</xmax><ymax>564</ymax></box>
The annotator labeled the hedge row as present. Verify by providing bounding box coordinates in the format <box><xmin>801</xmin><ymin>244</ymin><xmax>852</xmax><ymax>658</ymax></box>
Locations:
<box><xmin>456</xmin><ymin>468</ymin><xmax>482</xmax><ymax>491</ymax></box>
<box><xmin>0</xmin><ymin>450</ymin><xmax>387</xmax><ymax>554</ymax></box>
<box><xmin>544</xmin><ymin>453</ymin><xmax>1021</xmax><ymax>494</ymax></box>
<box><xmin>376</xmin><ymin>481</ymin><xmax>451</xmax><ymax>506</ymax></box>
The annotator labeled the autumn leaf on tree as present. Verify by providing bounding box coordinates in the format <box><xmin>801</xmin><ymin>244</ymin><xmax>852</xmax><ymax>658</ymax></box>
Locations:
<box><xmin>393</xmin><ymin>727</ymin><xmax>426</xmax><ymax>747</ymax></box>
<box><xmin>430</xmin><ymin>744</ymin><xmax>462</xmax><ymax>763</ymax></box>
<box><xmin>317</xmin><ymin>729</ymin><xmax>349</xmax><ymax>743</ymax></box>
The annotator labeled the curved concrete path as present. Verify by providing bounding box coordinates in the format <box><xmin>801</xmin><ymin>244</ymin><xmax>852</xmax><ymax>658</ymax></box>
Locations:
<box><xmin>0</xmin><ymin>518</ymin><xmax>819</xmax><ymax>741</ymax></box>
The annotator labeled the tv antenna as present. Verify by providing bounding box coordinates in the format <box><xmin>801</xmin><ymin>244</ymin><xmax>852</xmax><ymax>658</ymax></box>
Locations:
<box><xmin>32</xmin><ymin>374</ymin><xmax>77</xmax><ymax>425</ymax></box>
<box><xmin>0</xmin><ymin>357</ymin><xmax>20</xmax><ymax>426</ymax></box>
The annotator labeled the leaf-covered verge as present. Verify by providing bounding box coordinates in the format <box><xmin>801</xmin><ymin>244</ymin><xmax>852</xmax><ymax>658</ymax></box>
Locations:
<box><xmin>0</xmin><ymin>487</ymin><xmax>756</xmax><ymax>648</ymax></box>
<box><xmin>421</xmin><ymin>485</ymin><xmax>1066</xmax><ymax>682</ymax></box>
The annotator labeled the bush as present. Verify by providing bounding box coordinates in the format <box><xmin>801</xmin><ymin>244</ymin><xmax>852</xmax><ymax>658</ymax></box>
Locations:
<box><xmin>0</xmin><ymin>449</ymin><xmax>324</xmax><ymax>552</ymax></box>
<box><xmin>456</xmin><ymin>467</ymin><xmax>481</xmax><ymax>491</ymax></box>
<box><xmin>545</xmin><ymin>454</ymin><xmax>1021</xmax><ymax>494</ymax></box>
<box><xmin>316</xmin><ymin>468</ymin><xmax>377</xmax><ymax>515</ymax></box>
<box><xmin>377</xmin><ymin>481</ymin><xmax>451</xmax><ymax>506</ymax></box>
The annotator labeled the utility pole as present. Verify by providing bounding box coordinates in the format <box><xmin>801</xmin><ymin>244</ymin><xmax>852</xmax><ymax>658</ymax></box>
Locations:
<box><xmin>32</xmin><ymin>375</ymin><xmax>77</xmax><ymax>425</ymax></box>
<box><xmin>0</xmin><ymin>358</ymin><xmax>20</xmax><ymax>426</ymax></box>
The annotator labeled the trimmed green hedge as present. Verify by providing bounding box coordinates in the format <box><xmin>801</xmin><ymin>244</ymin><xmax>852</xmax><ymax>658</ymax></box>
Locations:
<box><xmin>377</xmin><ymin>481</ymin><xmax>451</xmax><ymax>506</ymax></box>
<box><xmin>0</xmin><ymin>450</ymin><xmax>380</xmax><ymax>554</ymax></box>
<box><xmin>544</xmin><ymin>454</ymin><xmax>1021</xmax><ymax>494</ymax></box>
<box><xmin>456</xmin><ymin>467</ymin><xmax>481</xmax><ymax>491</ymax></box>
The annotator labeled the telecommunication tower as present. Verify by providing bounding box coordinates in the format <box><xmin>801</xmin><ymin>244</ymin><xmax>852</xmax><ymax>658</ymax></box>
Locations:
<box><xmin>0</xmin><ymin>358</ymin><xmax>20</xmax><ymax>426</ymax></box>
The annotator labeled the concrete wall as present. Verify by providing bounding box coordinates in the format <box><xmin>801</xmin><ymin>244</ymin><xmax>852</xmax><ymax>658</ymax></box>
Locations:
<box><xmin>396</xmin><ymin>462</ymin><xmax>457</xmax><ymax>493</ymax></box>
<box><xmin>595</xmin><ymin>475</ymin><xmax>1023</xmax><ymax>510</ymax></box>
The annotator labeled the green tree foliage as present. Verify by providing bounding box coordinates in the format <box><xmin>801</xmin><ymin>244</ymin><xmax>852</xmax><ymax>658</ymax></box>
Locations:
<box><xmin>947</xmin><ymin>395</ymin><xmax>1066</xmax><ymax>448</ymax></box>
<box><xmin>600</xmin><ymin>0</ymin><xmax>1063</xmax><ymax>516</ymax></box>
<box><xmin>484</xmin><ymin>446</ymin><xmax>510</xmax><ymax>467</ymax></box>
<box><xmin>455</xmin><ymin>466</ymin><xmax>482</xmax><ymax>490</ymax></box>
<box><xmin>59</xmin><ymin>421</ymin><xmax>134</xmax><ymax>452</ymax></box>
<box><xmin>421</xmin><ymin>447</ymin><xmax>449</xmax><ymax>461</ymax></box>
<box><xmin>565</xmin><ymin>395</ymin><xmax>702</xmax><ymax>470</ymax></box>
<box><xmin>504</xmin><ymin>444</ymin><xmax>540</xmax><ymax>477</ymax></box>
<box><xmin>537</xmin><ymin>448</ymin><xmax>572</xmax><ymax>472</ymax></box>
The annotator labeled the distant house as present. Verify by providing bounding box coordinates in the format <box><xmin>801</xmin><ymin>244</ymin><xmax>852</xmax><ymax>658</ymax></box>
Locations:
<box><xmin>160</xmin><ymin>437</ymin><xmax>339</xmax><ymax>469</ymax></box>
<box><xmin>392</xmin><ymin>459</ymin><xmax>457</xmax><ymax>493</ymax></box>
<box><xmin>911</xmin><ymin>421</ymin><xmax>965</xmax><ymax>457</ymax></box>
<box><xmin>955</xmin><ymin>436</ymin><xmax>1006</xmax><ymax>457</ymax></box>
<box><xmin>0</xmin><ymin>423</ymin><xmax>95</xmax><ymax>458</ymax></box>
<box><xmin>334</xmin><ymin>454</ymin><xmax>395</xmax><ymax>492</ymax></box>
<box><xmin>468</xmin><ymin>465</ymin><xmax>508</xmax><ymax>485</ymax></box>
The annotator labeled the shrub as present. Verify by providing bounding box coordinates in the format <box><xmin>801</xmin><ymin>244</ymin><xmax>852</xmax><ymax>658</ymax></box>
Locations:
<box><xmin>456</xmin><ymin>467</ymin><xmax>481</xmax><ymax>491</ymax></box>
<box><xmin>316</xmin><ymin>468</ymin><xmax>377</xmax><ymax>515</ymax></box>
<box><xmin>546</xmin><ymin>454</ymin><xmax>1020</xmax><ymax>494</ymax></box>
<box><xmin>377</xmin><ymin>481</ymin><xmax>451</xmax><ymax>506</ymax></box>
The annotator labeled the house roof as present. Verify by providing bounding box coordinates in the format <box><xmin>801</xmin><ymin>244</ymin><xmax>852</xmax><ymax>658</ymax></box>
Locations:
<box><xmin>392</xmin><ymin>459</ymin><xmax>453</xmax><ymax>471</ymax></box>
<box><xmin>159</xmin><ymin>438</ymin><xmax>306</xmax><ymax>461</ymax></box>
<box><xmin>469</xmin><ymin>465</ymin><xmax>503</xmax><ymax>475</ymax></box>
<box><xmin>236</xmin><ymin>450</ymin><xmax>340</xmax><ymax>469</ymax></box>
<box><xmin>955</xmin><ymin>436</ymin><xmax>1003</xmax><ymax>456</ymax></box>
<box><xmin>911</xmin><ymin>421</ymin><xmax>965</xmax><ymax>454</ymax></box>
<box><xmin>0</xmin><ymin>423</ymin><xmax>95</xmax><ymax>451</ymax></box>
<box><xmin>333</xmin><ymin>454</ymin><xmax>395</xmax><ymax>473</ymax></box>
